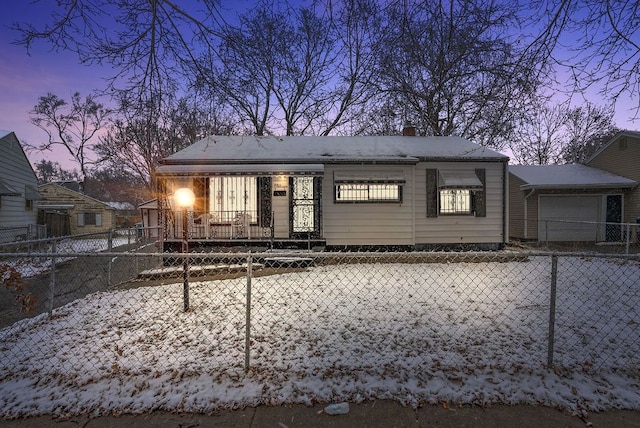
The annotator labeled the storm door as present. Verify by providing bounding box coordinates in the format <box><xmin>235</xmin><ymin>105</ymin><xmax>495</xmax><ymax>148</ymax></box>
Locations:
<box><xmin>605</xmin><ymin>195</ymin><xmax>622</xmax><ymax>242</ymax></box>
<box><xmin>290</xmin><ymin>176</ymin><xmax>321</xmax><ymax>238</ymax></box>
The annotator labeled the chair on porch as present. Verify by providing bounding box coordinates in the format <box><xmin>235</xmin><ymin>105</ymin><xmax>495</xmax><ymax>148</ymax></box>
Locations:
<box><xmin>232</xmin><ymin>211</ymin><xmax>251</xmax><ymax>239</ymax></box>
<box><xmin>193</xmin><ymin>212</ymin><xmax>220</xmax><ymax>238</ymax></box>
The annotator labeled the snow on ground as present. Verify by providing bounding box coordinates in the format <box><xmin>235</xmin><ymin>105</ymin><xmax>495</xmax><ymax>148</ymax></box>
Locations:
<box><xmin>0</xmin><ymin>256</ymin><xmax>639</xmax><ymax>417</ymax></box>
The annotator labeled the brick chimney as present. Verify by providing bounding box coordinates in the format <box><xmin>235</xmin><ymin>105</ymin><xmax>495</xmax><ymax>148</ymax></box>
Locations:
<box><xmin>402</xmin><ymin>122</ymin><xmax>416</xmax><ymax>136</ymax></box>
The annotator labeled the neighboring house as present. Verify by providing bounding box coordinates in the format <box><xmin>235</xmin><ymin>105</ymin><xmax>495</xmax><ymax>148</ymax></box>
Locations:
<box><xmin>37</xmin><ymin>183</ymin><xmax>117</xmax><ymax>236</ymax></box>
<box><xmin>138</xmin><ymin>199</ymin><xmax>160</xmax><ymax>238</ymax></box>
<box><xmin>155</xmin><ymin>133</ymin><xmax>509</xmax><ymax>251</ymax></box>
<box><xmin>105</xmin><ymin>201</ymin><xmax>139</xmax><ymax>228</ymax></box>
<box><xmin>509</xmin><ymin>164</ymin><xmax>637</xmax><ymax>242</ymax></box>
<box><xmin>586</xmin><ymin>130</ymin><xmax>640</xmax><ymax>234</ymax></box>
<box><xmin>0</xmin><ymin>130</ymin><xmax>44</xmax><ymax>242</ymax></box>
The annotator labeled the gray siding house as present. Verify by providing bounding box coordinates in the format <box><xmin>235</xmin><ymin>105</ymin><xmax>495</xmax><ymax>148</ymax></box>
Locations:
<box><xmin>0</xmin><ymin>131</ymin><xmax>44</xmax><ymax>242</ymax></box>
<box><xmin>156</xmin><ymin>134</ymin><xmax>509</xmax><ymax>251</ymax></box>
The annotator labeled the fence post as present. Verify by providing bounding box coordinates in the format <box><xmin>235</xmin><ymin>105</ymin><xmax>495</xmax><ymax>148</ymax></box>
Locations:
<box><xmin>48</xmin><ymin>240</ymin><xmax>57</xmax><ymax>318</ymax></box>
<box><xmin>545</xmin><ymin>220</ymin><xmax>549</xmax><ymax>248</ymax></box>
<box><xmin>108</xmin><ymin>229</ymin><xmax>113</xmax><ymax>251</ymax></box>
<box><xmin>625</xmin><ymin>223</ymin><xmax>630</xmax><ymax>255</ymax></box>
<box><xmin>108</xmin><ymin>256</ymin><xmax>113</xmax><ymax>287</ymax></box>
<box><xmin>244</xmin><ymin>253</ymin><xmax>253</xmax><ymax>372</ymax></box>
<box><xmin>547</xmin><ymin>254</ymin><xmax>558</xmax><ymax>369</ymax></box>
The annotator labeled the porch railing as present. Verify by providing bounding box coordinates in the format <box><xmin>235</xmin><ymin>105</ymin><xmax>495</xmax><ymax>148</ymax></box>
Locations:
<box><xmin>169</xmin><ymin>210</ymin><xmax>270</xmax><ymax>240</ymax></box>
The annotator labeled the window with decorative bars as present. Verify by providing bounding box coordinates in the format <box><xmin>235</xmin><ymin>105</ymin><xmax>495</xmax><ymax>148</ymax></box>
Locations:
<box><xmin>209</xmin><ymin>176</ymin><xmax>258</xmax><ymax>223</ymax></box>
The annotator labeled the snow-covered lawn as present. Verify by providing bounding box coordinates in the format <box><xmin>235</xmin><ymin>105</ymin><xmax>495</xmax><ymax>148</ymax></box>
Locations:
<box><xmin>0</xmin><ymin>256</ymin><xmax>639</xmax><ymax>417</ymax></box>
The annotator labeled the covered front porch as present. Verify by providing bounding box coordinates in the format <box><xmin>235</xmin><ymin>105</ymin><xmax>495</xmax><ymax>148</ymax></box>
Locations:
<box><xmin>156</xmin><ymin>164</ymin><xmax>324</xmax><ymax>251</ymax></box>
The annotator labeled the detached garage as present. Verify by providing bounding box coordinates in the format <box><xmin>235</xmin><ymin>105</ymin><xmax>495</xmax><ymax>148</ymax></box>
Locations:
<box><xmin>509</xmin><ymin>164</ymin><xmax>637</xmax><ymax>242</ymax></box>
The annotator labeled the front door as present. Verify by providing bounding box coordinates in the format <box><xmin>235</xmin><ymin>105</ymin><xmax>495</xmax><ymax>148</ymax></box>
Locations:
<box><xmin>290</xmin><ymin>176</ymin><xmax>321</xmax><ymax>238</ymax></box>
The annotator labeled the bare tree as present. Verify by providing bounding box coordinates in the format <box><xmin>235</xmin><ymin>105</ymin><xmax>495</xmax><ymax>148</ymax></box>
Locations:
<box><xmin>94</xmin><ymin>90</ymin><xmax>235</xmax><ymax>189</ymax></box>
<box><xmin>509</xmin><ymin>101</ymin><xmax>568</xmax><ymax>165</ymax></box>
<box><xmin>560</xmin><ymin>103</ymin><xmax>618</xmax><ymax>164</ymax></box>
<box><xmin>33</xmin><ymin>159</ymin><xmax>81</xmax><ymax>184</ymax></box>
<box><xmin>204</xmin><ymin>4</ymin><xmax>280</xmax><ymax>135</ymax></box>
<box><xmin>317</xmin><ymin>0</ymin><xmax>381</xmax><ymax>135</ymax></box>
<box><xmin>13</xmin><ymin>0</ymin><xmax>227</xmax><ymax>109</ymax></box>
<box><xmin>84</xmin><ymin>168</ymin><xmax>151</xmax><ymax>207</ymax></box>
<box><xmin>528</xmin><ymin>0</ymin><xmax>640</xmax><ymax>116</ymax></box>
<box><xmin>202</xmin><ymin>0</ymin><xmax>379</xmax><ymax>136</ymax></box>
<box><xmin>29</xmin><ymin>92</ymin><xmax>110</xmax><ymax>180</ymax></box>
<box><xmin>205</xmin><ymin>2</ymin><xmax>340</xmax><ymax>135</ymax></box>
<box><xmin>510</xmin><ymin>100</ymin><xmax>618</xmax><ymax>165</ymax></box>
<box><xmin>373</xmin><ymin>0</ymin><xmax>546</xmax><ymax>148</ymax></box>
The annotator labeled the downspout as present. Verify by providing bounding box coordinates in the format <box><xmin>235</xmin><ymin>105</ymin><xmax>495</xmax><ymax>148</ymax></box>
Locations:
<box><xmin>503</xmin><ymin>161</ymin><xmax>508</xmax><ymax>247</ymax></box>
<box><xmin>523</xmin><ymin>188</ymin><xmax>535</xmax><ymax>240</ymax></box>
<box><xmin>411</xmin><ymin>165</ymin><xmax>415</xmax><ymax>248</ymax></box>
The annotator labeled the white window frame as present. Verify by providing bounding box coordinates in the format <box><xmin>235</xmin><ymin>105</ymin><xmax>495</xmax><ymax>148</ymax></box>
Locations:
<box><xmin>335</xmin><ymin>183</ymin><xmax>402</xmax><ymax>203</ymax></box>
<box><xmin>209</xmin><ymin>176</ymin><xmax>258</xmax><ymax>223</ymax></box>
<box><xmin>439</xmin><ymin>189</ymin><xmax>473</xmax><ymax>215</ymax></box>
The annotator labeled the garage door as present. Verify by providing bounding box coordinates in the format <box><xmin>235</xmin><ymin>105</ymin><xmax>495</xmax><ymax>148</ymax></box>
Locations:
<box><xmin>538</xmin><ymin>195</ymin><xmax>601</xmax><ymax>241</ymax></box>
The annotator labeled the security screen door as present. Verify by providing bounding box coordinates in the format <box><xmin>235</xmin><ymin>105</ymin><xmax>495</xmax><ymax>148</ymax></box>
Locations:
<box><xmin>290</xmin><ymin>176</ymin><xmax>321</xmax><ymax>238</ymax></box>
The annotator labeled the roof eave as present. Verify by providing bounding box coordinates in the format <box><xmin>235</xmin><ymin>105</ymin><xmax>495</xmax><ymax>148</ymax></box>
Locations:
<box><xmin>520</xmin><ymin>183</ymin><xmax>637</xmax><ymax>191</ymax></box>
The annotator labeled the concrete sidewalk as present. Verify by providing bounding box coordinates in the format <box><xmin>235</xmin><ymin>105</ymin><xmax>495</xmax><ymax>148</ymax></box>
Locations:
<box><xmin>3</xmin><ymin>401</ymin><xmax>640</xmax><ymax>427</ymax></box>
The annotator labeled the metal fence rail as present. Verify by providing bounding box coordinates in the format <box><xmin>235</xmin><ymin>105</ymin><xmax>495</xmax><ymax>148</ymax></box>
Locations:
<box><xmin>511</xmin><ymin>218</ymin><xmax>640</xmax><ymax>254</ymax></box>
<box><xmin>0</xmin><ymin>225</ymin><xmax>46</xmax><ymax>244</ymax></box>
<box><xmin>1</xmin><ymin>249</ymin><xmax>639</xmax><ymax>385</ymax></box>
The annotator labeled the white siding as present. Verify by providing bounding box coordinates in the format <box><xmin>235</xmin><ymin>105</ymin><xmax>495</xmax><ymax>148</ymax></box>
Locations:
<box><xmin>322</xmin><ymin>164</ymin><xmax>414</xmax><ymax>246</ymax></box>
<box><xmin>272</xmin><ymin>175</ymin><xmax>290</xmax><ymax>238</ymax></box>
<box><xmin>0</xmin><ymin>132</ymin><xmax>39</xmax><ymax>230</ymax></box>
<box><xmin>414</xmin><ymin>161</ymin><xmax>506</xmax><ymax>244</ymax></box>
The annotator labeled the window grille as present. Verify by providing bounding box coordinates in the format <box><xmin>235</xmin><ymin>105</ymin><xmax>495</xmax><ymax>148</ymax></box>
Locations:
<box><xmin>335</xmin><ymin>183</ymin><xmax>401</xmax><ymax>203</ymax></box>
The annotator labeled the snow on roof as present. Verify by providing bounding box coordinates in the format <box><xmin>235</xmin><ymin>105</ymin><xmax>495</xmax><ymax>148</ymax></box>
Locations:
<box><xmin>509</xmin><ymin>164</ymin><xmax>637</xmax><ymax>190</ymax></box>
<box><xmin>105</xmin><ymin>201</ymin><xmax>136</xmax><ymax>210</ymax></box>
<box><xmin>161</xmin><ymin>135</ymin><xmax>507</xmax><ymax>165</ymax></box>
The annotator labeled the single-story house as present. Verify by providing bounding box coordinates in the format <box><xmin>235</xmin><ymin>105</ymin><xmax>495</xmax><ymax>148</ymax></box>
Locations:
<box><xmin>586</xmin><ymin>130</ymin><xmax>640</xmax><ymax>231</ymax></box>
<box><xmin>155</xmin><ymin>133</ymin><xmax>509</xmax><ymax>251</ymax></box>
<box><xmin>38</xmin><ymin>183</ymin><xmax>117</xmax><ymax>236</ymax></box>
<box><xmin>0</xmin><ymin>130</ymin><xmax>44</xmax><ymax>242</ymax></box>
<box><xmin>508</xmin><ymin>164</ymin><xmax>637</xmax><ymax>242</ymax></box>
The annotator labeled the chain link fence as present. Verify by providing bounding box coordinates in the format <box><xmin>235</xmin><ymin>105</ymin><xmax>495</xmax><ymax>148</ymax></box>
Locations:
<box><xmin>0</xmin><ymin>225</ymin><xmax>47</xmax><ymax>244</ymax></box>
<box><xmin>1</xmin><ymin>246</ymin><xmax>639</xmax><ymax>393</ymax></box>
<box><xmin>511</xmin><ymin>218</ymin><xmax>640</xmax><ymax>254</ymax></box>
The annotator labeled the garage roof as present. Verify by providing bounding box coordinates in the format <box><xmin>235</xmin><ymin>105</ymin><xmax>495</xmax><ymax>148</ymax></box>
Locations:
<box><xmin>509</xmin><ymin>164</ymin><xmax>637</xmax><ymax>190</ymax></box>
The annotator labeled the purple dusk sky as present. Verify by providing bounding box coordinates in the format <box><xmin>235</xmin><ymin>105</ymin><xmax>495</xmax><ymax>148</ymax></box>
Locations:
<box><xmin>0</xmin><ymin>3</ymin><xmax>112</xmax><ymax>170</ymax></box>
<box><xmin>0</xmin><ymin>1</ymin><xmax>638</xmax><ymax>172</ymax></box>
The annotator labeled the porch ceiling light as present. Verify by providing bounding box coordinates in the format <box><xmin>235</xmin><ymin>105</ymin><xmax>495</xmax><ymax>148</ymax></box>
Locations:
<box><xmin>174</xmin><ymin>188</ymin><xmax>196</xmax><ymax>208</ymax></box>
